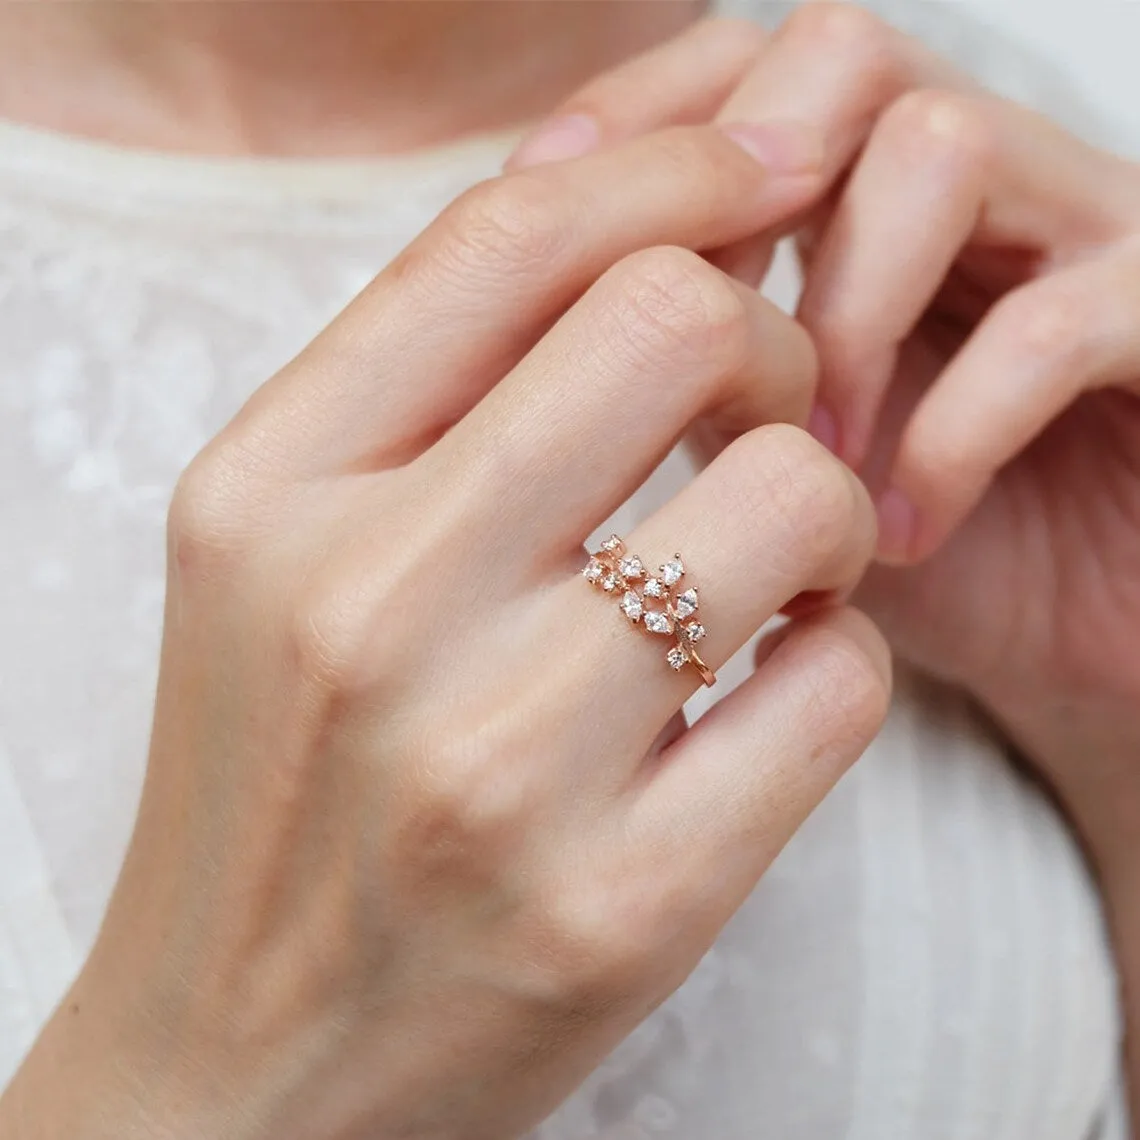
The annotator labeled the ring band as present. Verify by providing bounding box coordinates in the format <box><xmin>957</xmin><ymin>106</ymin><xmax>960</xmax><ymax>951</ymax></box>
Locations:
<box><xmin>583</xmin><ymin>534</ymin><xmax>716</xmax><ymax>688</ymax></box>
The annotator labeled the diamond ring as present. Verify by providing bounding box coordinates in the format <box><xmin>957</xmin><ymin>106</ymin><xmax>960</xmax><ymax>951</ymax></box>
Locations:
<box><xmin>583</xmin><ymin>534</ymin><xmax>716</xmax><ymax>687</ymax></box>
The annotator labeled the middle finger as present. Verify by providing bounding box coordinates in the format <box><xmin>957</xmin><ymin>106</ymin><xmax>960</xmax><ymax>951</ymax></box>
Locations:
<box><xmin>428</xmin><ymin>245</ymin><xmax>818</xmax><ymax>558</ymax></box>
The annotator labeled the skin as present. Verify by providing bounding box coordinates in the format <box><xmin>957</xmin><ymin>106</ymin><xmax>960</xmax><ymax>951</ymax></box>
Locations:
<box><xmin>0</xmin><ymin>8</ymin><xmax>890</xmax><ymax>1135</ymax></box>
<box><xmin>513</xmin><ymin>4</ymin><xmax>1140</xmax><ymax>1129</ymax></box>
<box><xmin>0</xmin><ymin>1</ymin><xmax>1136</xmax><ymax>1136</ymax></box>
<box><xmin>0</xmin><ymin>1</ymin><xmax>703</xmax><ymax>154</ymax></box>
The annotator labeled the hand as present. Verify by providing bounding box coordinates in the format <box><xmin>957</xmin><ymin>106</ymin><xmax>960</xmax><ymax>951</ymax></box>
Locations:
<box><xmin>512</xmin><ymin>6</ymin><xmax>1140</xmax><ymax>881</ymax></box>
<box><xmin>0</xmin><ymin>127</ymin><xmax>889</xmax><ymax>1140</ymax></box>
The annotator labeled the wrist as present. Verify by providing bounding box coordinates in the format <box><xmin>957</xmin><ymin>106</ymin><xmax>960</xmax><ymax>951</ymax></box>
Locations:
<box><xmin>1</xmin><ymin>998</ymin><xmax>158</xmax><ymax>1140</ymax></box>
<box><xmin>0</xmin><ymin>961</ymin><xmax>242</xmax><ymax>1140</ymax></box>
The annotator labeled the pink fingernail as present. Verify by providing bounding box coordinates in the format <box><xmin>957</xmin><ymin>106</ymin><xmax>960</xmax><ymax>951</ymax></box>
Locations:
<box><xmin>719</xmin><ymin>120</ymin><xmax>823</xmax><ymax>175</ymax></box>
<box><xmin>876</xmin><ymin>488</ymin><xmax>918</xmax><ymax>564</ymax></box>
<box><xmin>807</xmin><ymin>403</ymin><xmax>838</xmax><ymax>454</ymax></box>
<box><xmin>507</xmin><ymin>113</ymin><xmax>600</xmax><ymax>170</ymax></box>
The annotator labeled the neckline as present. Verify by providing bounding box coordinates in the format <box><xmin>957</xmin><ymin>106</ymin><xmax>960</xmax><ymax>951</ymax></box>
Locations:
<box><xmin>0</xmin><ymin>116</ymin><xmax>524</xmax><ymax>211</ymax></box>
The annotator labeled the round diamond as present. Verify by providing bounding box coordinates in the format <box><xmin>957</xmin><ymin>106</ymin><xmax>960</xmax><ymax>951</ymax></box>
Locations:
<box><xmin>666</xmin><ymin>647</ymin><xmax>688</xmax><ymax>670</ymax></box>
<box><xmin>583</xmin><ymin>558</ymin><xmax>604</xmax><ymax>583</ymax></box>
<box><xmin>685</xmin><ymin>622</ymin><xmax>706</xmax><ymax>642</ymax></box>
<box><xmin>602</xmin><ymin>574</ymin><xmax>618</xmax><ymax>591</ymax></box>
<box><xmin>601</xmin><ymin>535</ymin><xmax>623</xmax><ymax>552</ymax></box>
<box><xmin>620</xmin><ymin>591</ymin><xmax>643</xmax><ymax>622</ymax></box>
<box><xmin>644</xmin><ymin>577</ymin><xmax>664</xmax><ymax>598</ymax></box>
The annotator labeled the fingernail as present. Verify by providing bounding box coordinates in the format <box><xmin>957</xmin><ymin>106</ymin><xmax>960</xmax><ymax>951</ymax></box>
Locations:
<box><xmin>507</xmin><ymin>113</ymin><xmax>600</xmax><ymax>170</ymax></box>
<box><xmin>807</xmin><ymin>403</ymin><xmax>838</xmax><ymax>454</ymax></box>
<box><xmin>876</xmin><ymin>488</ymin><xmax>917</xmax><ymax>564</ymax></box>
<box><xmin>719</xmin><ymin>120</ymin><xmax>822</xmax><ymax>176</ymax></box>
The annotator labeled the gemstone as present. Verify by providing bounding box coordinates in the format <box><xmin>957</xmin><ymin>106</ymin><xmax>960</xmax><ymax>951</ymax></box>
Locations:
<box><xmin>619</xmin><ymin>555</ymin><xmax>644</xmax><ymax>580</ymax></box>
<box><xmin>602</xmin><ymin>574</ymin><xmax>618</xmax><ymax>592</ymax></box>
<box><xmin>666</xmin><ymin>646</ymin><xmax>688</xmax><ymax>670</ymax></box>
<box><xmin>643</xmin><ymin>610</ymin><xmax>674</xmax><ymax>635</ymax></box>
<box><xmin>620</xmin><ymin>590</ymin><xmax>643</xmax><ymax>622</ymax></box>
<box><xmin>673</xmin><ymin>588</ymin><xmax>698</xmax><ymax>618</ymax></box>
<box><xmin>661</xmin><ymin>557</ymin><xmax>684</xmax><ymax>586</ymax></box>
<box><xmin>601</xmin><ymin>535</ymin><xmax>623</xmax><ymax>553</ymax></box>
<box><xmin>685</xmin><ymin>622</ymin><xmax>706</xmax><ymax>642</ymax></box>
<box><xmin>583</xmin><ymin>558</ymin><xmax>604</xmax><ymax>583</ymax></box>
<box><xmin>644</xmin><ymin>577</ymin><xmax>664</xmax><ymax>598</ymax></box>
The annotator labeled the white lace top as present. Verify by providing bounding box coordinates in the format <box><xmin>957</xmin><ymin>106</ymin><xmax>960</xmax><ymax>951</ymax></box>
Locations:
<box><xmin>0</xmin><ymin>4</ymin><xmax>1128</xmax><ymax>1138</ymax></box>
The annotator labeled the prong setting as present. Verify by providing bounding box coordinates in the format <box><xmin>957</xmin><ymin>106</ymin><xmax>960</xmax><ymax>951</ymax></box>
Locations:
<box><xmin>582</xmin><ymin>537</ymin><xmax>714</xmax><ymax>686</ymax></box>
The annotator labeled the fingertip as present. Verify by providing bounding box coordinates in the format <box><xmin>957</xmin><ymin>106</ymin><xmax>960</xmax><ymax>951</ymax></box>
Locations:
<box><xmin>789</xmin><ymin>605</ymin><xmax>893</xmax><ymax>694</ymax></box>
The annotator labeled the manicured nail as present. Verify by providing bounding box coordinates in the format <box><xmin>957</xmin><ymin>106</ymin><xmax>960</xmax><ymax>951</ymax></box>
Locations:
<box><xmin>719</xmin><ymin>120</ymin><xmax>823</xmax><ymax>175</ymax></box>
<box><xmin>507</xmin><ymin>113</ymin><xmax>600</xmax><ymax>169</ymax></box>
<box><xmin>807</xmin><ymin>403</ymin><xmax>838</xmax><ymax>454</ymax></box>
<box><xmin>876</xmin><ymin>488</ymin><xmax>917</xmax><ymax>563</ymax></box>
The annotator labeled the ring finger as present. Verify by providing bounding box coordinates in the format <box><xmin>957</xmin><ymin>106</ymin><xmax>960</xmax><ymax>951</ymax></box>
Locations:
<box><xmin>573</xmin><ymin>419</ymin><xmax>876</xmax><ymax>734</ymax></box>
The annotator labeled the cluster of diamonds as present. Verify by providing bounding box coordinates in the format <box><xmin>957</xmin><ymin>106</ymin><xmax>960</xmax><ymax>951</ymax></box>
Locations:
<box><xmin>583</xmin><ymin>535</ymin><xmax>706</xmax><ymax>672</ymax></box>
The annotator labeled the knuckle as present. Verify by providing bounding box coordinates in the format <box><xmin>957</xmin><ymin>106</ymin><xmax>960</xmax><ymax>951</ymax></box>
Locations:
<box><xmin>804</xmin><ymin>628</ymin><xmax>891</xmax><ymax>747</ymax></box>
<box><xmin>402</xmin><ymin>725</ymin><xmax>529</xmax><ymax>864</ymax></box>
<box><xmin>996</xmin><ymin>286</ymin><xmax>1093</xmax><ymax>373</ymax></box>
<box><xmin>528</xmin><ymin>880</ymin><xmax>661</xmax><ymax>1007</ymax></box>
<box><xmin>783</xmin><ymin>2</ymin><xmax>896</xmax><ymax>86</ymax></box>
<box><xmin>439</xmin><ymin>172</ymin><xmax>571</xmax><ymax>278</ymax></box>
<box><xmin>605</xmin><ymin>246</ymin><xmax>752</xmax><ymax>374</ymax></box>
<box><xmin>727</xmin><ymin>424</ymin><xmax>863</xmax><ymax>567</ymax></box>
<box><xmin>880</xmin><ymin>89</ymin><xmax>992</xmax><ymax>166</ymax></box>
<box><xmin>285</xmin><ymin>576</ymin><xmax>375</xmax><ymax>691</ymax></box>
<box><xmin>168</xmin><ymin>439</ymin><xmax>259</xmax><ymax>569</ymax></box>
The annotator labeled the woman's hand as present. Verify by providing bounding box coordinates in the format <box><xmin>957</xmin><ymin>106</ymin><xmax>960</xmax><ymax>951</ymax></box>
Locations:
<box><xmin>513</xmin><ymin>4</ymin><xmax>1140</xmax><ymax>887</ymax></box>
<box><xmin>0</xmin><ymin>127</ymin><xmax>889</xmax><ymax>1140</ymax></box>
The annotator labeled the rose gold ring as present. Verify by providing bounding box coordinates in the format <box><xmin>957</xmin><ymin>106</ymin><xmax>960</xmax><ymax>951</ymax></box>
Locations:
<box><xmin>583</xmin><ymin>534</ymin><xmax>716</xmax><ymax>688</ymax></box>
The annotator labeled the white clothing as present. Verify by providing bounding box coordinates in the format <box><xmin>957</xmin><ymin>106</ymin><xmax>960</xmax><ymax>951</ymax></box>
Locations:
<box><xmin>0</xmin><ymin>4</ymin><xmax>1128</xmax><ymax>1137</ymax></box>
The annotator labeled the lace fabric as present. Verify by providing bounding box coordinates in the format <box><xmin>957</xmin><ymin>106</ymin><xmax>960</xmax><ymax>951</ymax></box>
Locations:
<box><xmin>0</xmin><ymin>4</ymin><xmax>1128</xmax><ymax>1136</ymax></box>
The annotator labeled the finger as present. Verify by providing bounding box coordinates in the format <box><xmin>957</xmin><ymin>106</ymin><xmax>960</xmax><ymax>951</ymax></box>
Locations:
<box><xmin>797</xmin><ymin>89</ymin><xmax>1140</xmax><ymax>471</ymax></box>
<box><xmin>506</xmin><ymin>17</ymin><xmax>767</xmax><ymax>169</ymax></box>
<box><xmin>231</xmin><ymin>126</ymin><xmax>822</xmax><ymax>481</ymax></box>
<box><xmin>716</xmin><ymin>4</ymin><xmax>968</xmax><ymax>181</ymax></box>
<box><xmin>571</xmin><ymin>423</ymin><xmax>877</xmax><ymax>732</ymax></box>
<box><xmin>430</xmin><ymin>247</ymin><xmax>819</xmax><ymax>552</ymax></box>
<box><xmin>879</xmin><ymin>242</ymin><xmax>1140</xmax><ymax>564</ymax></box>
<box><xmin>795</xmin><ymin>89</ymin><xmax>987</xmax><ymax>467</ymax></box>
<box><xmin>752</xmin><ymin>619</ymin><xmax>793</xmax><ymax>669</ymax></box>
<box><xmin>627</xmin><ymin>606</ymin><xmax>890</xmax><ymax>936</ymax></box>
<box><xmin>708</xmin><ymin>4</ymin><xmax>971</xmax><ymax>283</ymax></box>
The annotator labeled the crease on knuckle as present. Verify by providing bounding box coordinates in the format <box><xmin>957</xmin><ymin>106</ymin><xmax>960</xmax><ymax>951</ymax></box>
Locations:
<box><xmin>604</xmin><ymin>246</ymin><xmax>751</xmax><ymax>380</ymax></box>
<box><xmin>727</xmin><ymin>425</ymin><xmax>860</xmax><ymax>574</ymax></box>
<box><xmin>168</xmin><ymin>439</ymin><xmax>262</xmax><ymax>571</ymax></box>
<box><xmin>286</xmin><ymin>576</ymin><xmax>377</xmax><ymax>692</ymax></box>
<box><xmin>801</xmin><ymin>632</ymin><xmax>891</xmax><ymax>751</ymax></box>
<box><xmin>437</xmin><ymin>172</ymin><xmax>573</xmax><ymax>283</ymax></box>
